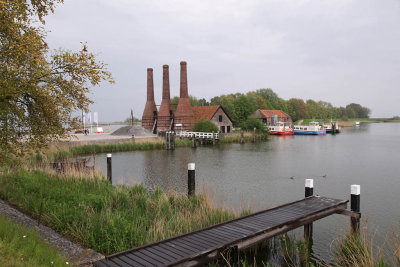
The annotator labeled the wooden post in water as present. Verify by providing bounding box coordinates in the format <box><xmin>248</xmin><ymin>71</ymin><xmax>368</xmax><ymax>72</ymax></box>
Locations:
<box><xmin>171</xmin><ymin>131</ymin><xmax>175</xmax><ymax>150</ymax></box>
<box><xmin>107</xmin><ymin>153</ymin><xmax>112</xmax><ymax>184</ymax></box>
<box><xmin>240</xmin><ymin>131</ymin><xmax>245</xmax><ymax>144</ymax></box>
<box><xmin>212</xmin><ymin>131</ymin><xmax>216</xmax><ymax>145</ymax></box>
<box><xmin>350</xmin><ymin>185</ymin><xmax>360</xmax><ymax>236</ymax></box>
<box><xmin>304</xmin><ymin>179</ymin><xmax>313</xmax><ymax>241</ymax></box>
<box><xmin>252</xmin><ymin>127</ymin><xmax>256</xmax><ymax>143</ymax></box>
<box><xmin>188</xmin><ymin>163</ymin><xmax>195</xmax><ymax>197</ymax></box>
<box><xmin>192</xmin><ymin>134</ymin><xmax>196</xmax><ymax>148</ymax></box>
<box><xmin>332</xmin><ymin>122</ymin><xmax>336</xmax><ymax>135</ymax></box>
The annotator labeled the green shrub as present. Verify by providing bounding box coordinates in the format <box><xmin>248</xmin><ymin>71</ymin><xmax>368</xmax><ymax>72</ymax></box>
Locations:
<box><xmin>240</xmin><ymin>118</ymin><xmax>267</xmax><ymax>134</ymax></box>
<box><xmin>192</xmin><ymin>119</ymin><xmax>219</xmax><ymax>133</ymax></box>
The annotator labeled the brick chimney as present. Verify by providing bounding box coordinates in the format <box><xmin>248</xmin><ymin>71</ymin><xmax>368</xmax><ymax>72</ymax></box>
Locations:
<box><xmin>174</xmin><ymin>61</ymin><xmax>194</xmax><ymax>131</ymax></box>
<box><xmin>157</xmin><ymin>65</ymin><xmax>174</xmax><ymax>131</ymax></box>
<box><xmin>141</xmin><ymin>68</ymin><xmax>157</xmax><ymax>131</ymax></box>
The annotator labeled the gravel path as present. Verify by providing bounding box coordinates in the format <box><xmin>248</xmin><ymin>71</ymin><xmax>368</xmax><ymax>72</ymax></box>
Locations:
<box><xmin>0</xmin><ymin>199</ymin><xmax>104</xmax><ymax>266</ymax></box>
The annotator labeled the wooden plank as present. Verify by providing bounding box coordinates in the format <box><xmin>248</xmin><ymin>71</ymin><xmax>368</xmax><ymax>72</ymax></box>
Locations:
<box><xmin>119</xmin><ymin>255</ymin><xmax>145</xmax><ymax>267</ymax></box>
<box><xmin>230</xmin><ymin>221</ymin><xmax>263</xmax><ymax>232</ymax></box>
<box><xmin>220</xmin><ymin>224</ymin><xmax>253</xmax><ymax>235</ymax></box>
<box><xmin>125</xmin><ymin>253</ymin><xmax>155</xmax><ymax>267</ymax></box>
<box><xmin>111</xmin><ymin>257</ymin><xmax>134</xmax><ymax>266</ymax></box>
<box><xmin>155</xmin><ymin>243</ymin><xmax>187</xmax><ymax>258</ymax></box>
<box><xmin>94</xmin><ymin>260</ymin><xmax>112</xmax><ymax>267</ymax></box>
<box><xmin>168</xmin><ymin>240</ymin><xmax>199</xmax><ymax>254</ymax></box>
<box><xmin>194</xmin><ymin>232</ymin><xmax>226</xmax><ymax>245</ymax></box>
<box><xmin>134</xmin><ymin>251</ymin><xmax>165</xmax><ymax>266</ymax></box>
<box><xmin>177</xmin><ymin>236</ymin><xmax>210</xmax><ymax>250</ymax></box>
<box><xmin>100</xmin><ymin>260</ymin><xmax>121</xmax><ymax>267</ymax></box>
<box><xmin>182</xmin><ymin>235</ymin><xmax>219</xmax><ymax>248</ymax></box>
<box><xmin>210</xmin><ymin>227</ymin><xmax>243</xmax><ymax>238</ymax></box>
<box><xmin>204</xmin><ymin>229</ymin><xmax>236</xmax><ymax>242</ymax></box>
<box><xmin>158</xmin><ymin>243</ymin><xmax>188</xmax><ymax>258</ymax></box>
<box><xmin>145</xmin><ymin>247</ymin><xmax>178</xmax><ymax>262</ymax></box>
<box><xmin>139</xmin><ymin>249</ymin><xmax>171</xmax><ymax>265</ymax></box>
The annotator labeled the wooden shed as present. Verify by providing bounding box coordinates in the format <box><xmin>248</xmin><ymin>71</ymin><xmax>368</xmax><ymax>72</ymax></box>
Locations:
<box><xmin>192</xmin><ymin>105</ymin><xmax>233</xmax><ymax>133</ymax></box>
<box><xmin>250</xmin><ymin>109</ymin><xmax>293</xmax><ymax>126</ymax></box>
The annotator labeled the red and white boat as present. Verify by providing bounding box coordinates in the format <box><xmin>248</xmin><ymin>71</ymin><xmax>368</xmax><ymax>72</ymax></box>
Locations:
<box><xmin>268</xmin><ymin>122</ymin><xmax>293</xmax><ymax>135</ymax></box>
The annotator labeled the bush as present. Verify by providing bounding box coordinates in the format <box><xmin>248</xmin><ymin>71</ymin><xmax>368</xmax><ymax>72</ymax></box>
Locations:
<box><xmin>192</xmin><ymin>119</ymin><xmax>219</xmax><ymax>133</ymax></box>
<box><xmin>240</xmin><ymin>118</ymin><xmax>267</xmax><ymax>134</ymax></box>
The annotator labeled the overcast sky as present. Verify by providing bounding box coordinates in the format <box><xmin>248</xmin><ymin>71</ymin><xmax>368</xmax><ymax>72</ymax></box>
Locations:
<box><xmin>45</xmin><ymin>0</ymin><xmax>400</xmax><ymax>121</ymax></box>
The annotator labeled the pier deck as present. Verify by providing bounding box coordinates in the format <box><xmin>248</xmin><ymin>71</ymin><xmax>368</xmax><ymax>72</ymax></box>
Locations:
<box><xmin>94</xmin><ymin>196</ymin><xmax>348</xmax><ymax>267</ymax></box>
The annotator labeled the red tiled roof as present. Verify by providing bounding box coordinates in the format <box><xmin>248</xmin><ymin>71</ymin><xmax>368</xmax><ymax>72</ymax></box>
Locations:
<box><xmin>192</xmin><ymin>106</ymin><xmax>220</xmax><ymax>121</ymax></box>
<box><xmin>259</xmin><ymin>110</ymin><xmax>290</xmax><ymax>118</ymax></box>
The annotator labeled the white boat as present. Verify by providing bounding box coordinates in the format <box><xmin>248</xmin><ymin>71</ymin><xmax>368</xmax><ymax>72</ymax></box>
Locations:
<box><xmin>294</xmin><ymin>122</ymin><xmax>326</xmax><ymax>135</ymax></box>
<box><xmin>355</xmin><ymin>121</ymin><xmax>360</xmax><ymax>126</ymax></box>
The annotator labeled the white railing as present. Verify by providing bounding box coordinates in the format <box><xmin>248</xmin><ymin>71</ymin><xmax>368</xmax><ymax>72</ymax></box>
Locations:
<box><xmin>173</xmin><ymin>131</ymin><xmax>219</xmax><ymax>139</ymax></box>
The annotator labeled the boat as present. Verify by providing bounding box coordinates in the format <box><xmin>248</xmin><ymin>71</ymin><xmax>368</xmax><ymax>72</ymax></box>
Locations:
<box><xmin>355</xmin><ymin>121</ymin><xmax>360</xmax><ymax>126</ymax></box>
<box><xmin>293</xmin><ymin>121</ymin><xmax>326</xmax><ymax>135</ymax></box>
<box><xmin>268</xmin><ymin>122</ymin><xmax>293</xmax><ymax>135</ymax></box>
<box><xmin>323</xmin><ymin>121</ymin><xmax>341</xmax><ymax>134</ymax></box>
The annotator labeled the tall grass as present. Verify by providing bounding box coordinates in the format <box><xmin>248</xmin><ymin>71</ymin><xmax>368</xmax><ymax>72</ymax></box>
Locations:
<box><xmin>0</xmin><ymin>216</ymin><xmax>67</xmax><ymax>267</ymax></box>
<box><xmin>333</xmin><ymin>223</ymin><xmax>392</xmax><ymax>267</ymax></box>
<box><xmin>0</xmin><ymin>169</ymin><xmax>234</xmax><ymax>255</ymax></box>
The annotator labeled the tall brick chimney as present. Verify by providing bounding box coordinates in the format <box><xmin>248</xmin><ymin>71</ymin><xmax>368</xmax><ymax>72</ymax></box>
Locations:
<box><xmin>157</xmin><ymin>65</ymin><xmax>174</xmax><ymax>131</ymax></box>
<box><xmin>141</xmin><ymin>68</ymin><xmax>157</xmax><ymax>131</ymax></box>
<box><xmin>174</xmin><ymin>61</ymin><xmax>194</xmax><ymax>131</ymax></box>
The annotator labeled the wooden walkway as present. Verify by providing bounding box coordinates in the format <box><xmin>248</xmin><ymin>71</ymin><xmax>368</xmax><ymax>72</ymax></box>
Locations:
<box><xmin>94</xmin><ymin>196</ymin><xmax>348</xmax><ymax>267</ymax></box>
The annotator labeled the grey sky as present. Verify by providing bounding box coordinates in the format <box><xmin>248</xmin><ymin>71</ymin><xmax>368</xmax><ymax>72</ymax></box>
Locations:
<box><xmin>45</xmin><ymin>0</ymin><xmax>400</xmax><ymax>121</ymax></box>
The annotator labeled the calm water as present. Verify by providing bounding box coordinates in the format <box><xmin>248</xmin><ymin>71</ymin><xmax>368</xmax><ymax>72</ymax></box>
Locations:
<box><xmin>95</xmin><ymin>122</ymin><xmax>400</xmax><ymax>261</ymax></box>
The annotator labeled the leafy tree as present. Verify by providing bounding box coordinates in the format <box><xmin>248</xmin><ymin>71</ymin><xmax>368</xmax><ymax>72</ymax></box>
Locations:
<box><xmin>0</xmin><ymin>1</ymin><xmax>113</xmax><ymax>164</ymax></box>
<box><xmin>346</xmin><ymin>103</ymin><xmax>370</xmax><ymax>118</ymax></box>
<box><xmin>240</xmin><ymin>118</ymin><xmax>267</xmax><ymax>134</ymax></box>
<box><xmin>191</xmin><ymin>119</ymin><xmax>218</xmax><ymax>132</ymax></box>
<box><xmin>255</xmin><ymin>88</ymin><xmax>279</xmax><ymax>109</ymax></box>
<box><xmin>232</xmin><ymin>94</ymin><xmax>257</xmax><ymax>126</ymax></box>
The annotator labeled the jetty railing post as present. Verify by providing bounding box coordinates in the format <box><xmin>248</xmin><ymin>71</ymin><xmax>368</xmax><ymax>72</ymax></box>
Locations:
<box><xmin>240</xmin><ymin>131</ymin><xmax>245</xmax><ymax>144</ymax></box>
<box><xmin>188</xmin><ymin>163</ymin><xmax>195</xmax><ymax>197</ymax></box>
<box><xmin>252</xmin><ymin>127</ymin><xmax>256</xmax><ymax>143</ymax></box>
<box><xmin>350</xmin><ymin>184</ymin><xmax>361</xmax><ymax>235</ymax></box>
<box><xmin>107</xmin><ymin>153</ymin><xmax>112</xmax><ymax>184</ymax></box>
<box><xmin>304</xmin><ymin>179</ymin><xmax>314</xmax><ymax>241</ymax></box>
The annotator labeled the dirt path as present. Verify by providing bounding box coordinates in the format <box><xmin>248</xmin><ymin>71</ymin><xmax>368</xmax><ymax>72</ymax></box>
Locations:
<box><xmin>0</xmin><ymin>199</ymin><xmax>104</xmax><ymax>266</ymax></box>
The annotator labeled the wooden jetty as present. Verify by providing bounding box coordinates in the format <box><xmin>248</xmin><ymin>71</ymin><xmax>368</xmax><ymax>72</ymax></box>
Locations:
<box><xmin>94</xmin><ymin>195</ymin><xmax>357</xmax><ymax>267</ymax></box>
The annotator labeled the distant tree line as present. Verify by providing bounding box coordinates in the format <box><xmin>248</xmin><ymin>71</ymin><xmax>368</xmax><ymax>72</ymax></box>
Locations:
<box><xmin>172</xmin><ymin>88</ymin><xmax>371</xmax><ymax>126</ymax></box>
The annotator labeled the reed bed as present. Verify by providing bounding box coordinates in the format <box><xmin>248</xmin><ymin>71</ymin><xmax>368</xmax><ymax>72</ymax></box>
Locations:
<box><xmin>0</xmin><ymin>169</ymin><xmax>234</xmax><ymax>255</ymax></box>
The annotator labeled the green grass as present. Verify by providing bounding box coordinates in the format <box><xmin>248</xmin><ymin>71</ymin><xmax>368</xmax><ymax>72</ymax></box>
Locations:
<box><xmin>0</xmin><ymin>169</ymin><xmax>234</xmax><ymax>255</ymax></box>
<box><xmin>0</xmin><ymin>216</ymin><xmax>67</xmax><ymax>267</ymax></box>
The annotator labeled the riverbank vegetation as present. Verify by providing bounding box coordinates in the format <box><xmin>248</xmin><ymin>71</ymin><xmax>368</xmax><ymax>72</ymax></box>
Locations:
<box><xmin>0</xmin><ymin>169</ymin><xmax>236</xmax><ymax>255</ymax></box>
<box><xmin>0</xmin><ymin>216</ymin><xmax>67</xmax><ymax>267</ymax></box>
<box><xmin>171</xmin><ymin>89</ymin><xmax>371</xmax><ymax>126</ymax></box>
<box><xmin>22</xmin><ymin>132</ymin><xmax>268</xmax><ymax>164</ymax></box>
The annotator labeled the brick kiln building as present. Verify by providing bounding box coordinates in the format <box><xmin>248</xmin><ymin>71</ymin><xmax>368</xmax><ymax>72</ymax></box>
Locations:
<box><xmin>250</xmin><ymin>109</ymin><xmax>293</xmax><ymax>126</ymax></box>
<box><xmin>141</xmin><ymin>61</ymin><xmax>194</xmax><ymax>132</ymax></box>
<box><xmin>141</xmin><ymin>61</ymin><xmax>233</xmax><ymax>133</ymax></box>
<box><xmin>192</xmin><ymin>106</ymin><xmax>233</xmax><ymax>133</ymax></box>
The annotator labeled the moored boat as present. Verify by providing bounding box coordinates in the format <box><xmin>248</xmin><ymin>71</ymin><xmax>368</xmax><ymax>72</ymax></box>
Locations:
<box><xmin>268</xmin><ymin>122</ymin><xmax>293</xmax><ymax>135</ymax></box>
<box><xmin>294</xmin><ymin>122</ymin><xmax>326</xmax><ymax>135</ymax></box>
